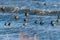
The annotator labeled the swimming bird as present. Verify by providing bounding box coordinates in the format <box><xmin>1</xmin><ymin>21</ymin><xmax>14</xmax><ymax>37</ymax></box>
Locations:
<box><xmin>1</xmin><ymin>6</ymin><xmax>5</xmax><ymax>13</ymax></box>
<box><xmin>15</xmin><ymin>16</ymin><xmax>19</xmax><ymax>20</ymax></box>
<box><xmin>51</xmin><ymin>21</ymin><xmax>56</xmax><ymax>26</ymax></box>
<box><xmin>8</xmin><ymin>22</ymin><xmax>11</xmax><ymax>26</ymax></box>
<box><xmin>40</xmin><ymin>21</ymin><xmax>44</xmax><ymax>25</ymax></box>
<box><xmin>57</xmin><ymin>16</ymin><xmax>60</xmax><ymax>22</ymax></box>
<box><xmin>23</xmin><ymin>22</ymin><xmax>27</xmax><ymax>26</ymax></box>
<box><xmin>25</xmin><ymin>13</ymin><xmax>29</xmax><ymax>17</ymax></box>
<box><xmin>34</xmin><ymin>20</ymin><xmax>38</xmax><ymax>24</ymax></box>
<box><xmin>24</xmin><ymin>18</ymin><xmax>28</xmax><ymax>22</ymax></box>
<box><xmin>43</xmin><ymin>3</ymin><xmax>48</xmax><ymax>6</ymax></box>
<box><xmin>57</xmin><ymin>19</ymin><xmax>60</xmax><ymax>22</ymax></box>
<box><xmin>58</xmin><ymin>16</ymin><xmax>60</xmax><ymax>19</ymax></box>
<box><xmin>4</xmin><ymin>22</ymin><xmax>11</xmax><ymax>26</ymax></box>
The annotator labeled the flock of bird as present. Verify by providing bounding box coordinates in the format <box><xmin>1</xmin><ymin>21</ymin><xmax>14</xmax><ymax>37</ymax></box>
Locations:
<box><xmin>0</xmin><ymin>6</ymin><xmax>60</xmax><ymax>27</ymax></box>
<box><xmin>0</xmin><ymin>0</ymin><xmax>60</xmax><ymax>40</ymax></box>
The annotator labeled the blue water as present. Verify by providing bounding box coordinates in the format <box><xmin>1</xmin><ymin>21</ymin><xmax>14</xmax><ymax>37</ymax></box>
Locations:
<box><xmin>0</xmin><ymin>0</ymin><xmax>60</xmax><ymax>40</ymax></box>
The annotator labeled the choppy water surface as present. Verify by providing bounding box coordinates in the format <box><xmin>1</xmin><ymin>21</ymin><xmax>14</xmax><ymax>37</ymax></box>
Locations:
<box><xmin>0</xmin><ymin>0</ymin><xmax>60</xmax><ymax>40</ymax></box>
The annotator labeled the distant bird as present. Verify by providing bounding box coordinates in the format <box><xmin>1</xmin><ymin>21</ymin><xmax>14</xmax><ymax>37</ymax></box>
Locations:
<box><xmin>8</xmin><ymin>22</ymin><xmax>11</xmax><ymax>26</ymax></box>
<box><xmin>57</xmin><ymin>16</ymin><xmax>60</xmax><ymax>22</ymax></box>
<box><xmin>34</xmin><ymin>20</ymin><xmax>38</xmax><ymax>24</ymax></box>
<box><xmin>1</xmin><ymin>6</ymin><xmax>5</xmax><ymax>13</ymax></box>
<box><xmin>57</xmin><ymin>19</ymin><xmax>60</xmax><ymax>22</ymax></box>
<box><xmin>51</xmin><ymin>21</ymin><xmax>55</xmax><ymax>24</ymax></box>
<box><xmin>58</xmin><ymin>16</ymin><xmax>60</xmax><ymax>19</ymax></box>
<box><xmin>51</xmin><ymin>21</ymin><xmax>56</xmax><ymax>26</ymax></box>
<box><xmin>43</xmin><ymin>3</ymin><xmax>48</xmax><ymax>6</ymax></box>
<box><xmin>40</xmin><ymin>21</ymin><xmax>44</xmax><ymax>25</ymax></box>
<box><xmin>15</xmin><ymin>16</ymin><xmax>19</xmax><ymax>20</ymax></box>
<box><xmin>52</xmin><ymin>24</ymin><xmax>56</xmax><ymax>27</ymax></box>
<box><xmin>25</xmin><ymin>13</ymin><xmax>29</xmax><ymax>17</ymax></box>
<box><xmin>24</xmin><ymin>18</ymin><xmax>28</xmax><ymax>22</ymax></box>
<box><xmin>4</xmin><ymin>22</ymin><xmax>11</xmax><ymax>26</ymax></box>
<box><xmin>23</xmin><ymin>22</ymin><xmax>27</xmax><ymax>26</ymax></box>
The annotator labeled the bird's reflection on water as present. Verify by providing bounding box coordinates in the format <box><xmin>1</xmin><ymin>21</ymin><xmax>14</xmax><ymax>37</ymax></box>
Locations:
<box><xmin>19</xmin><ymin>32</ymin><xmax>37</xmax><ymax>40</ymax></box>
